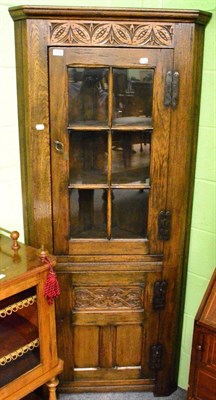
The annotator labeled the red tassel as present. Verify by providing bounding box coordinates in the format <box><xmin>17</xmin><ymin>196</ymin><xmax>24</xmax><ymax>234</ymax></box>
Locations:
<box><xmin>43</xmin><ymin>257</ymin><xmax>60</xmax><ymax>305</ymax></box>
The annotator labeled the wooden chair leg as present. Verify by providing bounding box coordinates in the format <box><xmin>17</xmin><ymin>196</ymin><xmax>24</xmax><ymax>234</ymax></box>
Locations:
<box><xmin>46</xmin><ymin>377</ymin><xmax>59</xmax><ymax>400</ymax></box>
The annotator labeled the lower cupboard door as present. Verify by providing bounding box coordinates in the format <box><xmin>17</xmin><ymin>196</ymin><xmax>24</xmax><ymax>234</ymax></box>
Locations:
<box><xmin>56</xmin><ymin>269</ymin><xmax>162</xmax><ymax>391</ymax></box>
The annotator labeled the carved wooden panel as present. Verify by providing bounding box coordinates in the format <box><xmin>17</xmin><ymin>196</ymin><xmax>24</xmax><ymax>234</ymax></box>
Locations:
<box><xmin>73</xmin><ymin>286</ymin><xmax>144</xmax><ymax>310</ymax></box>
<box><xmin>50</xmin><ymin>22</ymin><xmax>174</xmax><ymax>47</ymax></box>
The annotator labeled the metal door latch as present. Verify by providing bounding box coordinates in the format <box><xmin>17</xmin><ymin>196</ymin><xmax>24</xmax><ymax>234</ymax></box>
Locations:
<box><xmin>164</xmin><ymin>71</ymin><xmax>179</xmax><ymax>108</ymax></box>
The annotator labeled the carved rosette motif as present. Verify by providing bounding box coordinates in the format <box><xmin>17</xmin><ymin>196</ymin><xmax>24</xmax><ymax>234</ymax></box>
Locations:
<box><xmin>74</xmin><ymin>286</ymin><xmax>143</xmax><ymax>310</ymax></box>
<box><xmin>50</xmin><ymin>22</ymin><xmax>173</xmax><ymax>47</ymax></box>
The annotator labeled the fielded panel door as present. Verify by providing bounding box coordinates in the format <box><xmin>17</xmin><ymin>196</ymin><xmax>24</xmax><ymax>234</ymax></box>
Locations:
<box><xmin>49</xmin><ymin>47</ymin><xmax>173</xmax><ymax>257</ymax></box>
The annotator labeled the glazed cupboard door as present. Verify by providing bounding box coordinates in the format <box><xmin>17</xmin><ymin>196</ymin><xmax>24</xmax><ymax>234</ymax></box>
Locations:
<box><xmin>49</xmin><ymin>47</ymin><xmax>173</xmax><ymax>256</ymax></box>
<box><xmin>49</xmin><ymin>47</ymin><xmax>173</xmax><ymax>390</ymax></box>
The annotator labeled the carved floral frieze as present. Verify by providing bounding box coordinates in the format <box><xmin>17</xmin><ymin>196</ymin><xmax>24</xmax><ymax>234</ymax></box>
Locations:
<box><xmin>50</xmin><ymin>22</ymin><xmax>173</xmax><ymax>47</ymax></box>
<box><xmin>74</xmin><ymin>286</ymin><xmax>143</xmax><ymax>310</ymax></box>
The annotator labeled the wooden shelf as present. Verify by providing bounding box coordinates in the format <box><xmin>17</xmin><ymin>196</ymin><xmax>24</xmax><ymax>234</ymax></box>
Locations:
<box><xmin>0</xmin><ymin>313</ymin><xmax>39</xmax><ymax>361</ymax></box>
<box><xmin>68</xmin><ymin>124</ymin><xmax>153</xmax><ymax>131</ymax></box>
<box><xmin>0</xmin><ymin>345</ymin><xmax>40</xmax><ymax>388</ymax></box>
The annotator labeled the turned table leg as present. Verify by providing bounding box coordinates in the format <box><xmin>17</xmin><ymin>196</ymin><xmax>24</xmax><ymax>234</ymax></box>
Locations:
<box><xmin>46</xmin><ymin>377</ymin><xmax>59</xmax><ymax>400</ymax></box>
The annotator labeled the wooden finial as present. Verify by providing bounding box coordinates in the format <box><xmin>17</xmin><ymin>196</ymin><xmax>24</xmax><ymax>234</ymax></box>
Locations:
<box><xmin>39</xmin><ymin>245</ymin><xmax>48</xmax><ymax>263</ymax></box>
<box><xmin>10</xmin><ymin>230</ymin><xmax>20</xmax><ymax>251</ymax></box>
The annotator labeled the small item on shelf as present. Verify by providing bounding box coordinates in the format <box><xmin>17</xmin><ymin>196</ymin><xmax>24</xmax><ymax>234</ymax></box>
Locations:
<box><xmin>10</xmin><ymin>231</ymin><xmax>20</xmax><ymax>251</ymax></box>
<box><xmin>43</xmin><ymin>256</ymin><xmax>60</xmax><ymax>305</ymax></box>
<box><xmin>0</xmin><ymin>227</ymin><xmax>20</xmax><ymax>251</ymax></box>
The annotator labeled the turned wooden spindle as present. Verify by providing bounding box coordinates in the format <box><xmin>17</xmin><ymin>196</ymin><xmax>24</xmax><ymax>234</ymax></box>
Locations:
<box><xmin>46</xmin><ymin>377</ymin><xmax>59</xmax><ymax>400</ymax></box>
<box><xmin>10</xmin><ymin>230</ymin><xmax>20</xmax><ymax>251</ymax></box>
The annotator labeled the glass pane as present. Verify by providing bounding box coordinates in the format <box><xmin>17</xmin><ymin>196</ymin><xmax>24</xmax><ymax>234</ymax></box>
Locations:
<box><xmin>0</xmin><ymin>287</ymin><xmax>40</xmax><ymax>387</ymax></box>
<box><xmin>68</xmin><ymin>67</ymin><xmax>108</xmax><ymax>126</ymax></box>
<box><xmin>113</xmin><ymin>68</ymin><xmax>153</xmax><ymax>127</ymax></box>
<box><xmin>111</xmin><ymin>189</ymin><xmax>149</xmax><ymax>238</ymax></box>
<box><xmin>112</xmin><ymin>130</ymin><xmax>151</xmax><ymax>184</ymax></box>
<box><xmin>70</xmin><ymin>189</ymin><xmax>107</xmax><ymax>238</ymax></box>
<box><xmin>69</xmin><ymin>131</ymin><xmax>107</xmax><ymax>184</ymax></box>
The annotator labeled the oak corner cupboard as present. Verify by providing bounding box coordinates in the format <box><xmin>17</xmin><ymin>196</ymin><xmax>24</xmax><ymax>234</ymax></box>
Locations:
<box><xmin>9</xmin><ymin>5</ymin><xmax>211</xmax><ymax>396</ymax></box>
<box><xmin>0</xmin><ymin>229</ymin><xmax>63</xmax><ymax>400</ymax></box>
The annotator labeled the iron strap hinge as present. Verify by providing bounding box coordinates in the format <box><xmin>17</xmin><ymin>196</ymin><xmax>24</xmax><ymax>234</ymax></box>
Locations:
<box><xmin>149</xmin><ymin>344</ymin><xmax>163</xmax><ymax>370</ymax></box>
<box><xmin>164</xmin><ymin>71</ymin><xmax>179</xmax><ymax>108</ymax></box>
<box><xmin>158</xmin><ymin>210</ymin><xmax>171</xmax><ymax>241</ymax></box>
<box><xmin>152</xmin><ymin>280</ymin><xmax>168</xmax><ymax>310</ymax></box>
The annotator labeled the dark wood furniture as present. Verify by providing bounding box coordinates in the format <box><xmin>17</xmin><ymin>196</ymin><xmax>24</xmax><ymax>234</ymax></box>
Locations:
<box><xmin>9</xmin><ymin>6</ymin><xmax>211</xmax><ymax>396</ymax></box>
<box><xmin>187</xmin><ymin>268</ymin><xmax>216</xmax><ymax>400</ymax></box>
<box><xmin>0</xmin><ymin>229</ymin><xmax>63</xmax><ymax>400</ymax></box>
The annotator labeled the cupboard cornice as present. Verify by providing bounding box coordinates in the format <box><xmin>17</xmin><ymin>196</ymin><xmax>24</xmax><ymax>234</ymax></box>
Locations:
<box><xmin>9</xmin><ymin>7</ymin><xmax>211</xmax><ymax>26</ymax></box>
